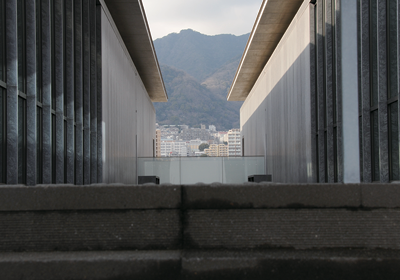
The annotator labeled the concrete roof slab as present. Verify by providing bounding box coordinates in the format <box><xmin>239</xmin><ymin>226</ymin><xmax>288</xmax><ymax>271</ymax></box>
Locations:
<box><xmin>103</xmin><ymin>0</ymin><xmax>168</xmax><ymax>102</ymax></box>
<box><xmin>227</xmin><ymin>0</ymin><xmax>304</xmax><ymax>101</ymax></box>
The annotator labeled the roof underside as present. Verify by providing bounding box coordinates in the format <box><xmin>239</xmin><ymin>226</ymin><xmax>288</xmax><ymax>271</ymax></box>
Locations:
<box><xmin>104</xmin><ymin>0</ymin><xmax>168</xmax><ymax>102</ymax></box>
<box><xmin>227</xmin><ymin>0</ymin><xmax>304</xmax><ymax>101</ymax></box>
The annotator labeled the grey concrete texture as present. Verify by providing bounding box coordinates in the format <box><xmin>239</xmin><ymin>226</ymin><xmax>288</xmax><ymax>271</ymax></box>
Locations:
<box><xmin>183</xmin><ymin>183</ymin><xmax>361</xmax><ymax>208</ymax></box>
<box><xmin>362</xmin><ymin>183</ymin><xmax>400</xmax><ymax>208</ymax></box>
<box><xmin>0</xmin><ymin>184</ymin><xmax>181</xmax><ymax>211</ymax></box>
<box><xmin>0</xmin><ymin>210</ymin><xmax>181</xmax><ymax>252</ymax></box>
<box><xmin>228</xmin><ymin>0</ymin><xmax>304</xmax><ymax>101</ymax></box>
<box><xmin>1</xmin><ymin>250</ymin><xmax>400</xmax><ymax>280</ymax></box>
<box><xmin>184</xmin><ymin>209</ymin><xmax>400</xmax><ymax>250</ymax></box>
<box><xmin>0</xmin><ymin>251</ymin><xmax>181</xmax><ymax>280</ymax></box>
<box><xmin>102</xmin><ymin>0</ymin><xmax>167</xmax><ymax>102</ymax></box>
<box><xmin>181</xmin><ymin>249</ymin><xmax>400</xmax><ymax>280</ymax></box>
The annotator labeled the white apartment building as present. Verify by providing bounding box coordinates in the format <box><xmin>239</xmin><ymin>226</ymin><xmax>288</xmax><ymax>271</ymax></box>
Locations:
<box><xmin>160</xmin><ymin>140</ymin><xmax>188</xmax><ymax>157</ymax></box>
<box><xmin>227</xmin><ymin>129</ymin><xmax>242</xmax><ymax>156</ymax></box>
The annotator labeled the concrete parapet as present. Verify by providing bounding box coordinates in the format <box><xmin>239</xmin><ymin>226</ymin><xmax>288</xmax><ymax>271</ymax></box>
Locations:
<box><xmin>0</xmin><ymin>183</ymin><xmax>399</xmax><ymax>278</ymax></box>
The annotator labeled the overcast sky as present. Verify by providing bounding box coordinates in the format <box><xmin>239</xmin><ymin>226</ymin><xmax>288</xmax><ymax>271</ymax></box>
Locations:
<box><xmin>142</xmin><ymin>0</ymin><xmax>263</xmax><ymax>40</ymax></box>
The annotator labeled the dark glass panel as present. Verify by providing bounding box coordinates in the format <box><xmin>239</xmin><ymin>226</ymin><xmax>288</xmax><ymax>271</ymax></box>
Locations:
<box><xmin>359</xmin><ymin>116</ymin><xmax>363</xmax><ymax>181</ymax></box>
<box><xmin>324</xmin><ymin>131</ymin><xmax>327</xmax><ymax>182</ymax></box>
<box><xmin>0</xmin><ymin>0</ymin><xmax>4</xmax><ymax>81</ymax></box>
<box><xmin>37</xmin><ymin>107</ymin><xmax>42</xmax><ymax>184</ymax></box>
<box><xmin>64</xmin><ymin>120</ymin><xmax>67</xmax><ymax>183</ymax></box>
<box><xmin>388</xmin><ymin>0</ymin><xmax>398</xmax><ymax>99</ymax></box>
<box><xmin>389</xmin><ymin>102</ymin><xmax>399</xmax><ymax>180</ymax></box>
<box><xmin>334</xmin><ymin>126</ymin><xmax>338</xmax><ymax>182</ymax></box>
<box><xmin>0</xmin><ymin>89</ymin><xmax>3</xmax><ymax>183</ymax></box>
<box><xmin>370</xmin><ymin>0</ymin><xmax>378</xmax><ymax>107</ymax></box>
<box><xmin>18</xmin><ymin>97</ymin><xmax>26</xmax><ymax>184</ymax></box>
<box><xmin>51</xmin><ymin>1</ymin><xmax>55</xmax><ymax>110</ymax></box>
<box><xmin>371</xmin><ymin>110</ymin><xmax>380</xmax><ymax>181</ymax></box>
<box><xmin>52</xmin><ymin>114</ymin><xmax>55</xmax><ymax>183</ymax></box>
<box><xmin>36</xmin><ymin>0</ymin><xmax>42</xmax><ymax>102</ymax></box>
<box><xmin>17</xmin><ymin>0</ymin><xmax>25</xmax><ymax>93</ymax></box>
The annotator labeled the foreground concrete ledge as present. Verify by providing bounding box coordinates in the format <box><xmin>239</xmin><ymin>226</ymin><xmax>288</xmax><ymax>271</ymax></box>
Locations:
<box><xmin>182</xmin><ymin>249</ymin><xmax>400</xmax><ymax>280</ymax></box>
<box><xmin>1</xmin><ymin>249</ymin><xmax>400</xmax><ymax>280</ymax></box>
<box><xmin>0</xmin><ymin>184</ymin><xmax>181</xmax><ymax>211</ymax></box>
<box><xmin>183</xmin><ymin>183</ymin><xmax>400</xmax><ymax>209</ymax></box>
<box><xmin>0</xmin><ymin>183</ymin><xmax>399</xmax><ymax>212</ymax></box>
<box><xmin>0</xmin><ymin>251</ymin><xmax>181</xmax><ymax>280</ymax></box>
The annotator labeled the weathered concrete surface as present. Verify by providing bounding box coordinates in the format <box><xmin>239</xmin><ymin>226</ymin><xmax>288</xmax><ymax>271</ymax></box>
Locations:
<box><xmin>182</xmin><ymin>250</ymin><xmax>400</xmax><ymax>280</ymax></box>
<box><xmin>228</xmin><ymin>0</ymin><xmax>304</xmax><ymax>101</ymax></box>
<box><xmin>0</xmin><ymin>251</ymin><xmax>181</xmax><ymax>280</ymax></box>
<box><xmin>1</xmin><ymin>250</ymin><xmax>400</xmax><ymax>280</ymax></box>
<box><xmin>183</xmin><ymin>183</ymin><xmax>360</xmax><ymax>209</ymax></box>
<box><xmin>0</xmin><ymin>183</ymin><xmax>399</xmax><ymax>279</ymax></box>
<box><xmin>102</xmin><ymin>0</ymin><xmax>167</xmax><ymax>101</ymax></box>
<box><xmin>0</xmin><ymin>184</ymin><xmax>181</xmax><ymax>210</ymax></box>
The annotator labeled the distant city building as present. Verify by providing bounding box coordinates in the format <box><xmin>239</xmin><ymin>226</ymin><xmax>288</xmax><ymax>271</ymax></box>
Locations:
<box><xmin>201</xmin><ymin>124</ymin><xmax>206</xmax><ymax>130</ymax></box>
<box><xmin>209</xmin><ymin>125</ymin><xmax>216</xmax><ymax>131</ymax></box>
<box><xmin>204</xmin><ymin>144</ymin><xmax>228</xmax><ymax>157</ymax></box>
<box><xmin>155</xmin><ymin>129</ymin><xmax>161</xmax><ymax>158</ymax></box>
<box><xmin>228</xmin><ymin>129</ymin><xmax>241</xmax><ymax>156</ymax></box>
<box><xmin>180</xmin><ymin>128</ymin><xmax>213</xmax><ymax>141</ymax></box>
<box><xmin>160</xmin><ymin>140</ymin><xmax>188</xmax><ymax>157</ymax></box>
<box><xmin>187</xmin><ymin>139</ymin><xmax>207</xmax><ymax>153</ymax></box>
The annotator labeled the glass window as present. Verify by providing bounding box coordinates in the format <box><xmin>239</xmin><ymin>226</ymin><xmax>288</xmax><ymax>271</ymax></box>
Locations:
<box><xmin>36</xmin><ymin>0</ymin><xmax>42</xmax><ymax>102</ymax></box>
<box><xmin>18</xmin><ymin>97</ymin><xmax>26</xmax><ymax>184</ymax></box>
<box><xmin>370</xmin><ymin>0</ymin><xmax>378</xmax><ymax>107</ymax></box>
<box><xmin>0</xmin><ymin>89</ymin><xmax>4</xmax><ymax>183</ymax></box>
<box><xmin>17</xmin><ymin>0</ymin><xmax>25</xmax><ymax>93</ymax></box>
<box><xmin>37</xmin><ymin>108</ymin><xmax>42</xmax><ymax>184</ymax></box>
<box><xmin>52</xmin><ymin>114</ymin><xmax>56</xmax><ymax>183</ymax></box>
<box><xmin>371</xmin><ymin>110</ymin><xmax>380</xmax><ymax>181</ymax></box>
<box><xmin>0</xmin><ymin>0</ymin><xmax>4</xmax><ymax>82</ymax></box>
<box><xmin>388</xmin><ymin>0</ymin><xmax>398</xmax><ymax>100</ymax></box>
<box><xmin>389</xmin><ymin>102</ymin><xmax>399</xmax><ymax>180</ymax></box>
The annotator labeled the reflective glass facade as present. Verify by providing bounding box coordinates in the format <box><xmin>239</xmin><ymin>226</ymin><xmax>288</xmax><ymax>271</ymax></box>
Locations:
<box><xmin>1</xmin><ymin>0</ymin><xmax>102</xmax><ymax>185</ymax></box>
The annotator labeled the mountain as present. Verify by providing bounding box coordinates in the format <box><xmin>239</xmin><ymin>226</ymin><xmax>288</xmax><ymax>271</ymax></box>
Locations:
<box><xmin>153</xmin><ymin>29</ymin><xmax>249</xmax><ymax>131</ymax></box>
<box><xmin>154</xmin><ymin>29</ymin><xmax>249</xmax><ymax>82</ymax></box>
<box><xmin>155</xmin><ymin>65</ymin><xmax>241</xmax><ymax>130</ymax></box>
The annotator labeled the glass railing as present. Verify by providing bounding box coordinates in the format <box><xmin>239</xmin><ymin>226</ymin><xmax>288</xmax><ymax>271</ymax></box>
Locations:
<box><xmin>137</xmin><ymin>156</ymin><xmax>265</xmax><ymax>184</ymax></box>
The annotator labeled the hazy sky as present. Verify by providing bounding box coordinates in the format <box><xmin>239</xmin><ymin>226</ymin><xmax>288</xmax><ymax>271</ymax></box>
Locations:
<box><xmin>142</xmin><ymin>0</ymin><xmax>263</xmax><ymax>40</ymax></box>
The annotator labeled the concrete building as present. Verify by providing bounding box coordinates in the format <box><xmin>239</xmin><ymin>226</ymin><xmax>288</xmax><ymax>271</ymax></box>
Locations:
<box><xmin>155</xmin><ymin>129</ymin><xmax>161</xmax><ymax>158</ymax></box>
<box><xmin>228</xmin><ymin>0</ymin><xmax>400</xmax><ymax>183</ymax></box>
<box><xmin>0</xmin><ymin>0</ymin><xmax>167</xmax><ymax>185</ymax></box>
<box><xmin>204</xmin><ymin>144</ymin><xmax>228</xmax><ymax>157</ymax></box>
<box><xmin>227</xmin><ymin>129</ymin><xmax>241</xmax><ymax>156</ymax></box>
<box><xmin>180</xmin><ymin>128</ymin><xmax>213</xmax><ymax>141</ymax></box>
<box><xmin>160</xmin><ymin>140</ymin><xmax>188</xmax><ymax>157</ymax></box>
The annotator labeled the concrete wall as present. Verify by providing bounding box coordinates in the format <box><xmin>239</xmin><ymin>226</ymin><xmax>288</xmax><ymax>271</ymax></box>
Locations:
<box><xmin>101</xmin><ymin>7</ymin><xmax>156</xmax><ymax>184</ymax></box>
<box><xmin>241</xmin><ymin>1</ymin><xmax>313</xmax><ymax>183</ymax></box>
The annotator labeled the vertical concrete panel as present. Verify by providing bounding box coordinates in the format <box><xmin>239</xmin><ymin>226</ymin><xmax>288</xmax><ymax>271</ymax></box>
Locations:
<box><xmin>335</xmin><ymin>0</ymin><xmax>344</xmax><ymax>182</ymax></box>
<box><xmin>96</xmin><ymin>3</ymin><xmax>102</xmax><ymax>183</ymax></box>
<box><xmin>240</xmin><ymin>2</ymin><xmax>312</xmax><ymax>183</ymax></box>
<box><xmin>25</xmin><ymin>0</ymin><xmax>37</xmax><ymax>186</ymax></box>
<box><xmin>82</xmin><ymin>0</ymin><xmax>91</xmax><ymax>184</ymax></box>
<box><xmin>89</xmin><ymin>0</ymin><xmax>97</xmax><ymax>184</ymax></box>
<box><xmin>101</xmin><ymin>7</ymin><xmax>155</xmax><ymax>184</ymax></box>
<box><xmin>325</xmin><ymin>0</ymin><xmax>335</xmax><ymax>182</ymax></box>
<box><xmin>309</xmin><ymin>2</ymin><xmax>318</xmax><ymax>182</ymax></box>
<box><xmin>360</xmin><ymin>0</ymin><xmax>372</xmax><ymax>182</ymax></box>
<box><xmin>5</xmin><ymin>0</ymin><xmax>18</xmax><ymax>184</ymax></box>
<box><xmin>41</xmin><ymin>0</ymin><xmax>52</xmax><ymax>184</ymax></box>
<box><xmin>377</xmin><ymin>0</ymin><xmax>389</xmax><ymax>182</ymax></box>
<box><xmin>54</xmin><ymin>0</ymin><xmax>64</xmax><ymax>184</ymax></box>
<box><xmin>74</xmin><ymin>0</ymin><xmax>83</xmax><ymax>185</ymax></box>
<box><xmin>64</xmin><ymin>0</ymin><xmax>74</xmax><ymax>184</ymax></box>
<box><xmin>340</xmin><ymin>0</ymin><xmax>360</xmax><ymax>183</ymax></box>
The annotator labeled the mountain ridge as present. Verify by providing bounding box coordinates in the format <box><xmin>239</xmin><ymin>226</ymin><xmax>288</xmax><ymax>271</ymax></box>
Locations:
<box><xmin>153</xmin><ymin>29</ymin><xmax>248</xmax><ymax>131</ymax></box>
